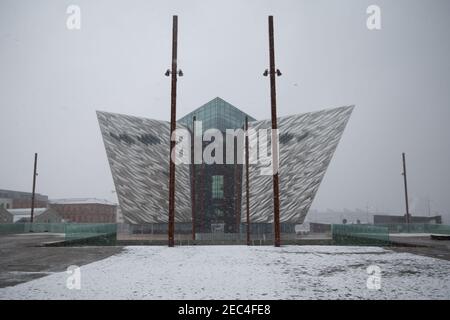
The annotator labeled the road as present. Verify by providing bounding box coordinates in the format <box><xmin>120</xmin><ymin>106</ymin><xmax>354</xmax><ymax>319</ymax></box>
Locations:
<box><xmin>0</xmin><ymin>233</ymin><xmax>122</xmax><ymax>288</ymax></box>
<box><xmin>389</xmin><ymin>234</ymin><xmax>450</xmax><ymax>261</ymax></box>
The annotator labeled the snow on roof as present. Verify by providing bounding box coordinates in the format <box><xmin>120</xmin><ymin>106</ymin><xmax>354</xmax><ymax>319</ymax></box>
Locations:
<box><xmin>8</xmin><ymin>208</ymin><xmax>48</xmax><ymax>215</ymax></box>
<box><xmin>49</xmin><ymin>198</ymin><xmax>116</xmax><ymax>205</ymax></box>
<box><xmin>7</xmin><ymin>208</ymin><xmax>48</xmax><ymax>223</ymax></box>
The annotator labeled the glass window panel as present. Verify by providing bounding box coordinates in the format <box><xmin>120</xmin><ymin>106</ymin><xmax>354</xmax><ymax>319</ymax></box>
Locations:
<box><xmin>212</xmin><ymin>175</ymin><xmax>224</xmax><ymax>199</ymax></box>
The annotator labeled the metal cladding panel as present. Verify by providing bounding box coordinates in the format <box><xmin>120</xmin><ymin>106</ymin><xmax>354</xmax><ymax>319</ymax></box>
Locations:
<box><xmin>242</xmin><ymin>105</ymin><xmax>354</xmax><ymax>224</ymax></box>
<box><xmin>96</xmin><ymin>111</ymin><xmax>191</xmax><ymax>224</ymax></box>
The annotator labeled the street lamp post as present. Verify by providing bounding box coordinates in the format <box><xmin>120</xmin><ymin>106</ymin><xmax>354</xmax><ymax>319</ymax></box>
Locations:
<box><xmin>165</xmin><ymin>15</ymin><xmax>183</xmax><ymax>247</ymax></box>
<box><xmin>264</xmin><ymin>16</ymin><xmax>282</xmax><ymax>247</ymax></box>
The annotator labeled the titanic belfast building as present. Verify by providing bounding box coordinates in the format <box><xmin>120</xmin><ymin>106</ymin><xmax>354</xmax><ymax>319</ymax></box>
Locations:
<box><xmin>97</xmin><ymin>97</ymin><xmax>353</xmax><ymax>234</ymax></box>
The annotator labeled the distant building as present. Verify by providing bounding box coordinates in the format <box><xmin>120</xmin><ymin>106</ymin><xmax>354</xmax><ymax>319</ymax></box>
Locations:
<box><xmin>48</xmin><ymin>198</ymin><xmax>117</xmax><ymax>223</ymax></box>
<box><xmin>309</xmin><ymin>222</ymin><xmax>332</xmax><ymax>234</ymax></box>
<box><xmin>307</xmin><ymin>208</ymin><xmax>373</xmax><ymax>225</ymax></box>
<box><xmin>0</xmin><ymin>189</ymin><xmax>48</xmax><ymax>209</ymax></box>
<box><xmin>34</xmin><ymin>208</ymin><xmax>64</xmax><ymax>223</ymax></box>
<box><xmin>0</xmin><ymin>207</ymin><xmax>13</xmax><ymax>223</ymax></box>
<box><xmin>7</xmin><ymin>208</ymin><xmax>55</xmax><ymax>223</ymax></box>
<box><xmin>0</xmin><ymin>198</ymin><xmax>13</xmax><ymax>210</ymax></box>
<box><xmin>116</xmin><ymin>206</ymin><xmax>124</xmax><ymax>224</ymax></box>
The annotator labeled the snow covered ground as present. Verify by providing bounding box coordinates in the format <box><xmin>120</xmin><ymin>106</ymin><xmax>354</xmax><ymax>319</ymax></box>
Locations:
<box><xmin>0</xmin><ymin>245</ymin><xmax>449</xmax><ymax>300</ymax></box>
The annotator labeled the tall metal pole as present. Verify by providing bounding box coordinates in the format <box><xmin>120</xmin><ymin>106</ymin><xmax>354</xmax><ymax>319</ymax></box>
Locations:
<box><xmin>245</xmin><ymin>116</ymin><xmax>251</xmax><ymax>246</ymax></box>
<box><xmin>268</xmin><ymin>16</ymin><xmax>281</xmax><ymax>247</ymax></box>
<box><xmin>234</xmin><ymin>121</ymin><xmax>244</xmax><ymax>234</ymax></box>
<box><xmin>30</xmin><ymin>153</ymin><xmax>38</xmax><ymax>223</ymax></box>
<box><xmin>168</xmin><ymin>15</ymin><xmax>178</xmax><ymax>247</ymax></box>
<box><xmin>199</xmin><ymin>164</ymin><xmax>204</xmax><ymax>233</ymax></box>
<box><xmin>191</xmin><ymin>116</ymin><xmax>196</xmax><ymax>241</ymax></box>
<box><xmin>402</xmin><ymin>153</ymin><xmax>411</xmax><ymax>225</ymax></box>
<box><xmin>234</xmin><ymin>160</ymin><xmax>241</xmax><ymax>233</ymax></box>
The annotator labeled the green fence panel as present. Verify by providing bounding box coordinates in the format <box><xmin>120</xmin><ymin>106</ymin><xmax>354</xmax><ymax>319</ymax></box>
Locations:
<box><xmin>0</xmin><ymin>223</ymin><xmax>67</xmax><ymax>234</ymax></box>
<box><xmin>1</xmin><ymin>223</ymin><xmax>118</xmax><ymax>245</ymax></box>
<box><xmin>65</xmin><ymin>223</ymin><xmax>117</xmax><ymax>245</ymax></box>
<box><xmin>0</xmin><ymin>223</ymin><xmax>26</xmax><ymax>234</ymax></box>
<box><xmin>375</xmin><ymin>223</ymin><xmax>450</xmax><ymax>234</ymax></box>
<box><xmin>332</xmin><ymin>224</ymin><xmax>390</xmax><ymax>246</ymax></box>
<box><xmin>376</xmin><ymin>224</ymin><xmax>424</xmax><ymax>233</ymax></box>
<box><xmin>424</xmin><ymin>224</ymin><xmax>450</xmax><ymax>235</ymax></box>
<box><xmin>24</xmin><ymin>223</ymin><xmax>66</xmax><ymax>233</ymax></box>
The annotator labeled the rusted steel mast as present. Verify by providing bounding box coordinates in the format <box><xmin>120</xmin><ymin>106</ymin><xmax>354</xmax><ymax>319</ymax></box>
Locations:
<box><xmin>234</xmin><ymin>161</ymin><xmax>241</xmax><ymax>233</ymax></box>
<box><xmin>191</xmin><ymin>116</ymin><xmax>196</xmax><ymax>240</ymax></box>
<box><xmin>268</xmin><ymin>16</ymin><xmax>281</xmax><ymax>247</ymax></box>
<box><xmin>402</xmin><ymin>153</ymin><xmax>411</xmax><ymax>226</ymax></box>
<box><xmin>200</xmin><ymin>163</ymin><xmax>205</xmax><ymax>232</ymax></box>
<box><xmin>168</xmin><ymin>15</ymin><xmax>179</xmax><ymax>247</ymax></box>
<box><xmin>234</xmin><ymin>121</ymin><xmax>245</xmax><ymax>235</ymax></box>
<box><xmin>245</xmin><ymin>116</ymin><xmax>251</xmax><ymax>246</ymax></box>
<box><xmin>30</xmin><ymin>153</ymin><xmax>38</xmax><ymax>223</ymax></box>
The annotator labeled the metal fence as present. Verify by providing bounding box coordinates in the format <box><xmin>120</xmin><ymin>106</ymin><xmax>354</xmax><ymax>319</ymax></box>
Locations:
<box><xmin>332</xmin><ymin>224</ymin><xmax>390</xmax><ymax>246</ymax></box>
<box><xmin>0</xmin><ymin>223</ymin><xmax>117</xmax><ymax>245</ymax></box>
<box><xmin>0</xmin><ymin>223</ymin><xmax>25</xmax><ymax>235</ymax></box>
<box><xmin>376</xmin><ymin>223</ymin><xmax>450</xmax><ymax>234</ymax></box>
<box><xmin>117</xmin><ymin>222</ymin><xmax>298</xmax><ymax>243</ymax></box>
<box><xmin>26</xmin><ymin>223</ymin><xmax>66</xmax><ymax>233</ymax></box>
<box><xmin>65</xmin><ymin>223</ymin><xmax>117</xmax><ymax>244</ymax></box>
<box><xmin>194</xmin><ymin>232</ymin><xmax>298</xmax><ymax>241</ymax></box>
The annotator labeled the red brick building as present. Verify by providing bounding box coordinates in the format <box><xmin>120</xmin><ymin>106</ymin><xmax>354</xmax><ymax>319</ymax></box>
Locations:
<box><xmin>12</xmin><ymin>198</ymin><xmax>48</xmax><ymax>209</ymax></box>
<box><xmin>49</xmin><ymin>199</ymin><xmax>117</xmax><ymax>223</ymax></box>
<box><xmin>0</xmin><ymin>189</ymin><xmax>48</xmax><ymax>209</ymax></box>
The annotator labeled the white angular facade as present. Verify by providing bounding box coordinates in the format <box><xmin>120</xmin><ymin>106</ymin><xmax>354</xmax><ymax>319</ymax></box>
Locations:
<box><xmin>243</xmin><ymin>105</ymin><xmax>354</xmax><ymax>224</ymax></box>
<box><xmin>97</xmin><ymin>101</ymin><xmax>353</xmax><ymax>227</ymax></box>
<box><xmin>97</xmin><ymin>111</ymin><xmax>192</xmax><ymax>224</ymax></box>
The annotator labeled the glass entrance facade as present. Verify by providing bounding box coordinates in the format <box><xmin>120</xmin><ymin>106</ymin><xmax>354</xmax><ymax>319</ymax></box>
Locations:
<box><xmin>179</xmin><ymin>97</ymin><xmax>256</xmax><ymax>233</ymax></box>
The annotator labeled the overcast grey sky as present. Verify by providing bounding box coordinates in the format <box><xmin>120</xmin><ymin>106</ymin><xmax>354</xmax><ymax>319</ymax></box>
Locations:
<box><xmin>1</xmin><ymin>0</ymin><xmax>449</xmax><ymax>219</ymax></box>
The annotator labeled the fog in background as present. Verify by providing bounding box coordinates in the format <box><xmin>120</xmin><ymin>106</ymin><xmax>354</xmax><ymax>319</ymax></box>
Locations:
<box><xmin>1</xmin><ymin>0</ymin><xmax>449</xmax><ymax>222</ymax></box>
